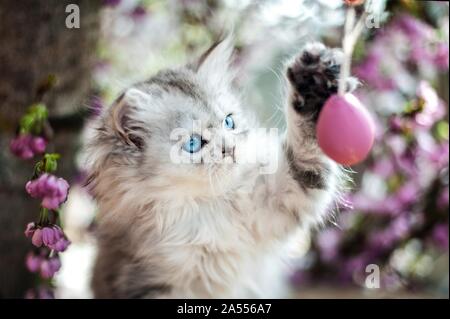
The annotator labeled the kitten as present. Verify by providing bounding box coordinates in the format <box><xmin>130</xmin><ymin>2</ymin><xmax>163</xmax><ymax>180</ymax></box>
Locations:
<box><xmin>84</xmin><ymin>37</ymin><xmax>353</xmax><ymax>298</ymax></box>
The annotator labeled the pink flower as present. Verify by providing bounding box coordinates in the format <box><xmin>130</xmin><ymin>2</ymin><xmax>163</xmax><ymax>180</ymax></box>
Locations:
<box><xmin>10</xmin><ymin>134</ymin><xmax>47</xmax><ymax>159</ymax></box>
<box><xmin>428</xmin><ymin>142</ymin><xmax>449</xmax><ymax>169</ymax></box>
<box><xmin>368</xmin><ymin>215</ymin><xmax>411</xmax><ymax>250</ymax></box>
<box><xmin>354</xmin><ymin>52</ymin><xmax>396</xmax><ymax>91</ymax></box>
<box><xmin>31</xmin><ymin>228</ymin><xmax>43</xmax><ymax>247</ymax></box>
<box><xmin>40</xmin><ymin>256</ymin><xmax>61</xmax><ymax>279</ymax></box>
<box><xmin>40</xmin><ymin>262</ymin><xmax>52</xmax><ymax>278</ymax></box>
<box><xmin>431</xmin><ymin>224</ymin><xmax>449</xmax><ymax>250</ymax></box>
<box><xmin>47</xmin><ymin>229</ymin><xmax>70</xmax><ymax>251</ymax></box>
<box><xmin>10</xmin><ymin>135</ymin><xmax>34</xmax><ymax>159</ymax></box>
<box><xmin>49</xmin><ymin>256</ymin><xmax>62</xmax><ymax>271</ymax></box>
<box><xmin>389</xmin><ymin>116</ymin><xmax>404</xmax><ymax>132</ymax></box>
<box><xmin>290</xmin><ymin>270</ymin><xmax>310</xmax><ymax>286</ymax></box>
<box><xmin>394</xmin><ymin>14</ymin><xmax>433</xmax><ymax>42</ymax></box>
<box><xmin>24</xmin><ymin>222</ymin><xmax>36</xmax><ymax>238</ymax></box>
<box><xmin>317</xmin><ymin>229</ymin><xmax>342</xmax><ymax>262</ymax></box>
<box><xmin>25</xmin><ymin>287</ymin><xmax>55</xmax><ymax>299</ymax></box>
<box><xmin>26</xmin><ymin>174</ymin><xmax>69</xmax><ymax>210</ymax></box>
<box><xmin>31</xmin><ymin>137</ymin><xmax>47</xmax><ymax>154</ymax></box>
<box><xmin>130</xmin><ymin>5</ymin><xmax>147</xmax><ymax>20</ymax></box>
<box><xmin>41</xmin><ymin>225</ymin><xmax>64</xmax><ymax>246</ymax></box>
<box><xmin>24</xmin><ymin>223</ymin><xmax>70</xmax><ymax>251</ymax></box>
<box><xmin>414</xmin><ymin>81</ymin><xmax>445</xmax><ymax>128</ymax></box>
<box><xmin>341</xmin><ymin>255</ymin><xmax>368</xmax><ymax>282</ymax></box>
<box><xmin>370</xmin><ymin>158</ymin><xmax>395</xmax><ymax>178</ymax></box>
<box><xmin>397</xmin><ymin>182</ymin><xmax>419</xmax><ymax>207</ymax></box>
<box><xmin>437</xmin><ymin>187</ymin><xmax>449</xmax><ymax>210</ymax></box>
<box><xmin>26</xmin><ymin>252</ymin><xmax>43</xmax><ymax>273</ymax></box>
<box><xmin>433</xmin><ymin>42</ymin><xmax>449</xmax><ymax>70</ymax></box>
<box><xmin>48</xmin><ymin>236</ymin><xmax>71</xmax><ymax>252</ymax></box>
<box><xmin>38</xmin><ymin>288</ymin><xmax>55</xmax><ymax>299</ymax></box>
<box><xmin>103</xmin><ymin>0</ymin><xmax>121</xmax><ymax>7</ymax></box>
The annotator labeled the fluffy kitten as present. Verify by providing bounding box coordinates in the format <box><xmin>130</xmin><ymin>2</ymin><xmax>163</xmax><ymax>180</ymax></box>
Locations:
<box><xmin>84</xmin><ymin>37</ymin><xmax>352</xmax><ymax>298</ymax></box>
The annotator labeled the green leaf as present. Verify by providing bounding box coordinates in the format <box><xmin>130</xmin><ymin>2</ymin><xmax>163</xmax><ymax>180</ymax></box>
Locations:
<box><xmin>436</xmin><ymin>121</ymin><xmax>449</xmax><ymax>141</ymax></box>
<box><xmin>43</xmin><ymin>153</ymin><xmax>60</xmax><ymax>173</ymax></box>
<box><xmin>31</xmin><ymin>103</ymin><xmax>48</xmax><ymax>122</ymax></box>
<box><xmin>18</xmin><ymin>103</ymin><xmax>48</xmax><ymax>135</ymax></box>
<box><xmin>19</xmin><ymin>114</ymin><xmax>34</xmax><ymax>134</ymax></box>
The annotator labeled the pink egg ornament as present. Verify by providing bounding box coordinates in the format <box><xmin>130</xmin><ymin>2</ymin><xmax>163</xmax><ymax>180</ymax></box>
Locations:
<box><xmin>316</xmin><ymin>93</ymin><xmax>375</xmax><ymax>166</ymax></box>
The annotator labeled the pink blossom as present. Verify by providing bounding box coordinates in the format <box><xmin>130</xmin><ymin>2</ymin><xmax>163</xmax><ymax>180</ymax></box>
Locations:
<box><xmin>381</xmin><ymin>271</ymin><xmax>402</xmax><ymax>290</ymax></box>
<box><xmin>354</xmin><ymin>52</ymin><xmax>396</xmax><ymax>91</ymax></box>
<box><xmin>290</xmin><ymin>270</ymin><xmax>310</xmax><ymax>286</ymax></box>
<box><xmin>24</xmin><ymin>222</ymin><xmax>36</xmax><ymax>238</ymax></box>
<box><xmin>317</xmin><ymin>229</ymin><xmax>342</xmax><ymax>262</ymax></box>
<box><xmin>31</xmin><ymin>137</ymin><xmax>47</xmax><ymax>153</ymax></box>
<box><xmin>389</xmin><ymin>116</ymin><xmax>404</xmax><ymax>132</ymax></box>
<box><xmin>394</xmin><ymin>152</ymin><xmax>417</xmax><ymax>177</ymax></box>
<box><xmin>10</xmin><ymin>134</ymin><xmax>47</xmax><ymax>159</ymax></box>
<box><xmin>409</xmin><ymin>44</ymin><xmax>434</xmax><ymax>64</ymax></box>
<box><xmin>48</xmin><ymin>237</ymin><xmax>71</xmax><ymax>252</ymax></box>
<box><xmin>341</xmin><ymin>255</ymin><xmax>368</xmax><ymax>282</ymax></box>
<box><xmin>394</xmin><ymin>14</ymin><xmax>433</xmax><ymax>43</ymax></box>
<box><xmin>31</xmin><ymin>228</ymin><xmax>43</xmax><ymax>247</ymax></box>
<box><xmin>25</xmin><ymin>287</ymin><xmax>55</xmax><ymax>299</ymax></box>
<box><xmin>433</xmin><ymin>42</ymin><xmax>449</xmax><ymax>70</ymax></box>
<box><xmin>437</xmin><ymin>187</ymin><xmax>449</xmax><ymax>210</ymax></box>
<box><xmin>25</xmin><ymin>252</ymin><xmax>43</xmax><ymax>273</ymax></box>
<box><xmin>43</xmin><ymin>225</ymin><xmax>70</xmax><ymax>252</ymax></box>
<box><xmin>24</xmin><ymin>223</ymin><xmax>70</xmax><ymax>251</ymax></box>
<box><xmin>397</xmin><ymin>182</ymin><xmax>419</xmax><ymax>207</ymax></box>
<box><xmin>10</xmin><ymin>135</ymin><xmax>34</xmax><ymax>159</ymax></box>
<box><xmin>41</xmin><ymin>225</ymin><xmax>64</xmax><ymax>247</ymax></box>
<box><xmin>431</xmin><ymin>224</ymin><xmax>449</xmax><ymax>250</ymax></box>
<box><xmin>370</xmin><ymin>158</ymin><xmax>395</xmax><ymax>178</ymax></box>
<box><xmin>102</xmin><ymin>0</ymin><xmax>121</xmax><ymax>7</ymax></box>
<box><xmin>40</xmin><ymin>256</ymin><xmax>61</xmax><ymax>279</ymax></box>
<box><xmin>428</xmin><ymin>142</ymin><xmax>449</xmax><ymax>169</ymax></box>
<box><xmin>38</xmin><ymin>288</ymin><xmax>55</xmax><ymax>299</ymax></box>
<box><xmin>368</xmin><ymin>215</ymin><xmax>411</xmax><ymax>250</ymax></box>
<box><xmin>26</xmin><ymin>174</ymin><xmax>69</xmax><ymax>210</ymax></box>
<box><xmin>414</xmin><ymin>81</ymin><xmax>445</xmax><ymax>128</ymax></box>
<box><xmin>130</xmin><ymin>5</ymin><xmax>147</xmax><ymax>20</ymax></box>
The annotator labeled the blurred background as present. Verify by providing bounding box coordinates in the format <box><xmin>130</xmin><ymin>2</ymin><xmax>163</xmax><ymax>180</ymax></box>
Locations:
<box><xmin>0</xmin><ymin>0</ymin><xmax>448</xmax><ymax>298</ymax></box>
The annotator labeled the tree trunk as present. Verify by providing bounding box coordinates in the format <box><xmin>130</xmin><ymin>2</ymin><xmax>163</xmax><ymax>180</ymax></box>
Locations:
<box><xmin>0</xmin><ymin>0</ymin><xmax>100</xmax><ymax>298</ymax></box>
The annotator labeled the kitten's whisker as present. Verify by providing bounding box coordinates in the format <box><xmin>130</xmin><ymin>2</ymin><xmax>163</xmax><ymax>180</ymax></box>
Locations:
<box><xmin>264</xmin><ymin>104</ymin><xmax>282</xmax><ymax>126</ymax></box>
<box><xmin>273</xmin><ymin>112</ymin><xmax>284</xmax><ymax>129</ymax></box>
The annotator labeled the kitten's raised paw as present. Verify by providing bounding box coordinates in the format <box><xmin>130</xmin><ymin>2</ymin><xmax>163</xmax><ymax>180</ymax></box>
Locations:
<box><xmin>287</xmin><ymin>43</ymin><xmax>354</xmax><ymax>120</ymax></box>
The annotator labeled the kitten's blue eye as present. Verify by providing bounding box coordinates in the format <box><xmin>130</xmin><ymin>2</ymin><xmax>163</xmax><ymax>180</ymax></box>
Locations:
<box><xmin>182</xmin><ymin>134</ymin><xmax>202</xmax><ymax>153</ymax></box>
<box><xmin>223</xmin><ymin>114</ymin><xmax>235</xmax><ymax>130</ymax></box>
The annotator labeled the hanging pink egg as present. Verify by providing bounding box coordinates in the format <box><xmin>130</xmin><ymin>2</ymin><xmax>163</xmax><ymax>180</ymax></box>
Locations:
<box><xmin>316</xmin><ymin>93</ymin><xmax>375</xmax><ymax>166</ymax></box>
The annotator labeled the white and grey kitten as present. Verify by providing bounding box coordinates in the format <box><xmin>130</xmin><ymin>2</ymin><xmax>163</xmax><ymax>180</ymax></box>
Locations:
<box><xmin>84</xmin><ymin>38</ymin><xmax>353</xmax><ymax>298</ymax></box>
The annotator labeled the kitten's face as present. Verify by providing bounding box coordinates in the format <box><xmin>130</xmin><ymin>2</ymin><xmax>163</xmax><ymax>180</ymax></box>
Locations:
<box><xmin>100</xmin><ymin>38</ymin><xmax>254</xmax><ymax>197</ymax></box>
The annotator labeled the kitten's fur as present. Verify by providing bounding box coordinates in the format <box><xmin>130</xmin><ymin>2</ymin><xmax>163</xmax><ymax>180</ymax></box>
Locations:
<box><xmin>84</xmin><ymin>38</ymin><xmax>353</xmax><ymax>298</ymax></box>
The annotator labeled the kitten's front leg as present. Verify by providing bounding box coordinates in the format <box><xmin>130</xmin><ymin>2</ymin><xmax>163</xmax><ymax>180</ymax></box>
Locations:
<box><xmin>269</xmin><ymin>43</ymin><xmax>355</xmax><ymax>229</ymax></box>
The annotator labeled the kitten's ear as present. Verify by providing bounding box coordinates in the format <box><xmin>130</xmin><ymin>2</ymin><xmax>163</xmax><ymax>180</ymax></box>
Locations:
<box><xmin>192</xmin><ymin>35</ymin><xmax>236</xmax><ymax>85</ymax></box>
<box><xmin>108</xmin><ymin>88</ymin><xmax>150</xmax><ymax>149</ymax></box>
